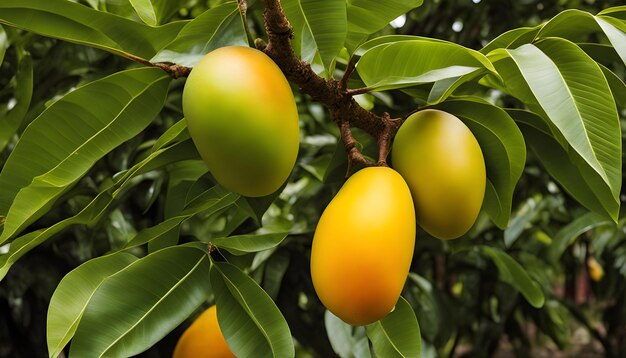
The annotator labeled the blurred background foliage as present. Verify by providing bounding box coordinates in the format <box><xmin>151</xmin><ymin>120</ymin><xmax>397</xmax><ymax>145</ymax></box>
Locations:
<box><xmin>1</xmin><ymin>0</ymin><xmax>625</xmax><ymax>357</ymax></box>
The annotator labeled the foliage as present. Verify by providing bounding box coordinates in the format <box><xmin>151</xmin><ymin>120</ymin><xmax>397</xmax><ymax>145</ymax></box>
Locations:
<box><xmin>0</xmin><ymin>0</ymin><xmax>624</xmax><ymax>357</ymax></box>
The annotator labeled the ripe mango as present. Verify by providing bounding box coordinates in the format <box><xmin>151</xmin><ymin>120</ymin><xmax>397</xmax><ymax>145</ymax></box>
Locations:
<box><xmin>173</xmin><ymin>305</ymin><xmax>235</xmax><ymax>358</ymax></box>
<box><xmin>310</xmin><ymin>167</ymin><xmax>415</xmax><ymax>325</ymax></box>
<box><xmin>392</xmin><ymin>109</ymin><xmax>486</xmax><ymax>240</ymax></box>
<box><xmin>183</xmin><ymin>46</ymin><xmax>299</xmax><ymax>197</ymax></box>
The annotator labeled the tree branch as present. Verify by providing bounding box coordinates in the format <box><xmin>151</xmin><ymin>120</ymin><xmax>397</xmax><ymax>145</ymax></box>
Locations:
<box><xmin>259</xmin><ymin>0</ymin><xmax>404</xmax><ymax>174</ymax></box>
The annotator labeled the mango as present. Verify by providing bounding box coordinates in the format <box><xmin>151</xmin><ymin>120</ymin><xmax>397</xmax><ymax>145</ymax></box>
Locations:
<box><xmin>392</xmin><ymin>109</ymin><xmax>486</xmax><ymax>240</ymax></box>
<box><xmin>310</xmin><ymin>167</ymin><xmax>415</xmax><ymax>325</ymax></box>
<box><xmin>173</xmin><ymin>305</ymin><xmax>235</xmax><ymax>358</ymax></box>
<box><xmin>183</xmin><ymin>46</ymin><xmax>299</xmax><ymax>197</ymax></box>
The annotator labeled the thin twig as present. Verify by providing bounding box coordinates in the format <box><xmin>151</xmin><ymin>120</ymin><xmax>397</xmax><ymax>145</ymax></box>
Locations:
<box><xmin>346</xmin><ymin>87</ymin><xmax>371</xmax><ymax>96</ymax></box>
<box><xmin>124</xmin><ymin>52</ymin><xmax>191</xmax><ymax>79</ymax></box>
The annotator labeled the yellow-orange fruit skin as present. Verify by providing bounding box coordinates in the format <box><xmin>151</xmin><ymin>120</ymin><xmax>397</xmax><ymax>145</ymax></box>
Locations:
<box><xmin>173</xmin><ymin>305</ymin><xmax>235</xmax><ymax>358</ymax></box>
<box><xmin>310</xmin><ymin>167</ymin><xmax>416</xmax><ymax>326</ymax></box>
<box><xmin>183</xmin><ymin>46</ymin><xmax>299</xmax><ymax>197</ymax></box>
<box><xmin>392</xmin><ymin>109</ymin><xmax>486</xmax><ymax>240</ymax></box>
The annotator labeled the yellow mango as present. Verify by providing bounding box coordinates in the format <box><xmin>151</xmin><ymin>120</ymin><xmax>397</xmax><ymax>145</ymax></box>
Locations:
<box><xmin>173</xmin><ymin>305</ymin><xmax>235</xmax><ymax>358</ymax></box>
<box><xmin>392</xmin><ymin>109</ymin><xmax>486</xmax><ymax>240</ymax></box>
<box><xmin>183</xmin><ymin>46</ymin><xmax>299</xmax><ymax>197</ymax></box>
<box><xmin>310</xmin><ymin>167</ymin><xmax>416</xmax><ymax>325</ymax></box>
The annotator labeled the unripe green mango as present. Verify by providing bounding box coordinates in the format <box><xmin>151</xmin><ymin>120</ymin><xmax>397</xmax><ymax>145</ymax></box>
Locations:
<box><xmin>392</xmin><ymin>109</ymin><xmax>486</xmax><ymax>240</ymax></box>
<box><xmin>183</xmin><ymin>46</ymin><xmax>299</xmax><ymax>197</ymax></box>
<box><xmin>311</xmin><ymin>167</ymin><xmax>416</xmax><ymax>325</ymax></box>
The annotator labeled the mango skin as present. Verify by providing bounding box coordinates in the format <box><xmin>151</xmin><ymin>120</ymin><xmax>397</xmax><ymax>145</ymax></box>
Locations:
<box><xmin>173</xmin><ymin>305</ymin><xmax>235</xmax><ymax>358</ymax></box>
<box><xmin>310</xmin><ymin>167</ymin><xmax>416</xmax><ymax>326</ymax></box>
<box><xmin>391</xmin><ymin>109</ymin><xmax>486</xmax><ymax>240</ymax></box>
<box><xmin>183</xmin><ymin>46</ymin><xmax>299</xmax><ymax>197</ymax></box>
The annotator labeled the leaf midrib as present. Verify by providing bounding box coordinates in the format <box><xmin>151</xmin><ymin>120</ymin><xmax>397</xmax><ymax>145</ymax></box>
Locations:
<box><xmin>98</xmin><ymin>254</ymin><xmax>206</xmax><ymax>357</ymax></box>
<box><xmin>506</xmin><ymin>43</ymin><xmax>612</xmax><ymax>188</ymax></box>
<box><xmin>217</xmin><ymin>264</ymin><xmax>279</xmax><ymax>357</ymax></box>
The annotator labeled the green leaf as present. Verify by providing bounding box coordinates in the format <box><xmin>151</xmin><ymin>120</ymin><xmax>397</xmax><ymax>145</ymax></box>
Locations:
<box><xmin>210</xmin><ymin>233</ymin><xmax>288</xmax><ymax>255</ymax></box>
<box><xmin>129</xmin><ymin>0</ymin><xmax>180</xmax><ymax>26</ymax></box>
<box><xmin>600</xmin><ymin>64</ymin><xmax>626</xmax><ymax>110</ymax></box>
<box><xmin>0</xmin><ymin>51</ymin><xmax>33</xmax><ymax>152</ymax></box>
<box><xmin>123</xmin><ymin>186</ymin><xmax>240</xmax><ymax>250</ymax></box>
<box><xmin>0</xmin><ymin>139</ymin><xmax>199</xmax><ymax>280</ymax></box>
<box><xmin>548</xmin><ymin>212</ymin><xmax>613</xmax><ymax>262</ymax></box>
<box><xmin>129</xmin><ymin>0</ymin><xmax>158</xmax><ymax>25</ymax></box>
<box><xmin>366</xmin><ymin>296</ymin><xmax>421</xmax><ymax>358</ymax></box>
<box><xmin>325</xmin><ymin>310</ymin><xmax>371</xmax><ymax>358</ymax></box>
<box><xmin>150</xmin><ymin>118</ymin><xmax>190</xmax><ymax>153</ymax></box>
<box><xmin>0</xmin><ymin>68</ymin><xmax>171</xmax><ymax>243</ymax></box>
<box><xmin>237</xmin><ymin>180</ymin><xmax>288</xmax><ymax>225</ymax></box>
<box><xmin>0</xmin><ymin>0</ymin><xmax>186</xmax><ymax>59</ymax></box>
<box><xmin>480</xmin><ymin>246</ymin><xmax>545</xmax><ymax>308</ymax></box>
<box><xmin>436</xmin><ymin>98</ymin><xmax>526</xmax><ymax>229</ymax></box>
<box><xmin>47</xmin><ymin>253</ymin><xmax>138</xmax><ymax>358</ymax></box>
<box><xmin>536</xmin><ymin>9</ymin><xmax>626</xmax><ymax>66</ymax></box>
<box><xmin>355</xmin><ymin>39</ymin><xmax>495</xmax><ymax>91</ymax></box>
<box><xmin>210</xmin><ymin>261</ymin><xmax>295</xmax><ymax>358</ymax></box>
<box><xmin>345</xmin><ymin>0</ymin><xmax>423</xmax><ymax>52</ymax></box>
<box><xmin>70</xmin><ymin>246</ymin><xmax>211</xmax><ymax>357</ymax></box>
<box><xmin>480</xmin><ymin>26</ymin><xmax>540</xmax><ymax>54</ymax></box>
<box><xmin>148</xmin><ymin>159</ymin><xmax>207</xmax><ymax>252</ymax></box>
<box><xmin>151</xmin><ymin>1</ymin><xmax>247</xmax><ymax>67</ymax></box>
<box><xmin>0</xmin><ymin>25</ymin><xmax>7</xmax><ymax>65</ymax></box>
<box><xmin>489</xmin><ymin>39</ymin><xmax>621</xmax><ymax>220</ymax></box>
<box><xmin>282</xmin><ymin>0</ymin><xmax>347</xmax><ymax>74</ymax></box>
<box><xmin>511</xmin><ymin>109</ymin><xmax>618</xmax><ymax>220</ymax></box>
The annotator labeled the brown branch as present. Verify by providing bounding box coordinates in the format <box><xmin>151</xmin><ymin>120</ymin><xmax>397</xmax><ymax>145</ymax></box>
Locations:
<box><xmin>124</xmin><ymin>53</ymin><xmax>191</xmax><ymax>79</ymax></box>
<box><xmin>259</xmin><ymin>0</ymin><xmax>404</xmax><ymax>173</ymax></box>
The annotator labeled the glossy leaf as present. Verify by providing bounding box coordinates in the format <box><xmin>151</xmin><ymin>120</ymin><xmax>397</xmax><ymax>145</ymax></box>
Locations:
<box><xmin>489</xmin><ymin>39</ymin><xmax>621</xmax><ymax>220</ymax></box>
<box><xmin>0</xmin><ymin>51</ymin><xmax>33</xmax><ymax>152</ymax></box>
<box><xmin>480</xmin><ymin>26</ymin><xmax>540</xmax><ymax>54</ymax></box>
<box><xmin>480</xmin><ymin>246</ymin><xmax>545</xmax><ymax>308</ymax></box>
<box><xmin>436</xmin><ymin>98</ymin><xmax>526</xmax><ymax>229</ymax></box>
<box><xmin>345</xmin><ymin>0</ymin><xmax>423</xmax><ymax>51</ymax></box>
<box><xmin>123</xmin><ymin>186</ymin><xmax>240</xmax><ymax>249</ymax></box>
<box><xmin>210</xmin><ymin>261</ymin><xmax>295</xmax><ymax>358</ymax></box>
<box><xmin>0</xmin><ymin>0</ymin><xmax>186</xmax><ymax>59</ymax></box>
<box><xmin>0</xmin><ymin>140</ymin><xmax>199</xmax><ymax>280</ymax></box>
<box><xmin>548</xmin><ymin>212</ymin><xmax>613</xmax><ymax>261</ymax></box>
<box><xmin>210</xmin><ymin>233</ymin><xmax>288</xmax><ymax>255</ymax></box>
<box><xmin>355</xmin><ymin>39</ymin><xmax>495</xmax><ymax>91</ymax></box>
<box><xmin>151</xmin><ymin>1</ymin><xmax>247</xmax><ymax>67</ymax></box>
<box><xmin>282</xmin><ymin>0</ymin><xmax>347</xmax><ymax>74</ymax></box>
<box><xmin>366</xmin><ymin>296</ymin><xmax>421</xmax><ymax>358</ymax></box>
<box><xmin>537</xmin><ymin>9</ymin><xmax>626</xmax><ymax>65</ymax></box>
<box><xmin>129</xmin><ymin>0</ymin><xmax>181</xmax><ymax>26</ymax></box>
<box><xmin>511</xmin><ymin>109</ymin><xmax>619</xmax><ymax>219</ymax></box>
<box><xmin>0</xmin><ymin>68</ymin><xmax>171</xmax><ymax>243</ymax></box>
<box><xmin>47</xmin><ymin>253</ymin><xmax>138</xmax><ymax>358</ymax></box>
<box><xmin>70</xmin><ymin>246</ymin><xmax>211</xmax><ymax>357</ymax></box>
